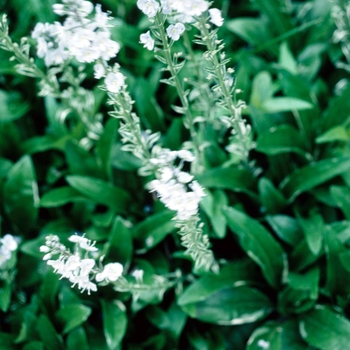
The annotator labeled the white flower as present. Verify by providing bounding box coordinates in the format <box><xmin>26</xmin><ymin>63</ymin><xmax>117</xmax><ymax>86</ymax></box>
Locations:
<box><xmin>189</xmin><ymin>181</ymin><xmax>206</xmax><ymax>198</ymax></box>
<box><xmin>160</xmin><ymin>167</ymin><xmax>174</xmax><ymax>182</ymax></box>
<box><xmin>257</xmin><ymin>339</ymin><xmax>270</xmax><ymax>349</ymax></box>
<box><xmin>137</xmin><ymin>0</ymin><xmax>160</xmax><ymax>18</ymax></box>
<box><xmin>177</xmin><ymin>171</ymin><xmax>193</xmax><ymax>183</ymax></box>
<box><xmin>65</xmin><ymin>255</ymin><xmax>81</xmax><ymax>271</ymax></box>
<box><xmin>0</xmin><ymin>246</ymin><xmax>11</xmax><ymax>265</ymax></box>
<box><xmin>80</xmin><ymin>258</ymin><xmax>96</xmax><ymax>275</ymax></box>
<box><xmin>39</xmin><ymin>245</ymin><xmax>50</xmax><ymax>253</ymax></box>
<box><xmin>209</xmin><ymin>8</ymin><xmax>224</xmax><ymax>27</ymax></box>
<box><xmin>105</xmin><ymin>72</ymin><xmax>125</xmax><ymax>93</ymax></box>
<box><xmin>176</xmin><ymin>150</ymin><xmax>195</xmax><ymax>162</ymax></box>
<box><xmin>140</xmin><ymin>31</ymin><xmax>155</xmax><ymax>51</ymax></box>
<box><xmin>96</xmin><ymin>262</ymin><xmax>123</xmax><ymax>282</ymax></box>
<box><xmin>52</xmin><ymin>4</ymin><xmax>65</xmax><ymax>16</ymax></box>
<box><xmin>1</xmin><ymin>234</ymin><xmax>18</xmax><ymax>251</ymax></box>
<box><xmin>94</xmin><ymin>63</ymin><xmax>106</xmax><ymax>79</ymax></box>
<box><xmin>68</xmin><ymin>235</ymin><xmax>98</xmax><ymax>251</ymax></box>
<box><xmin>160</xmin><ymin>0</ymin><xmax>172</xmax><ymax>14</ymax></box>
<box><xmin>132</xmin><ymin>269</ymin><xmax>144</xmax><ymax>282</ymax></box>
<box><xmin>166</xmin><ymin>23</ymin><xmax>185</xmax><ymax>41</ymax></box>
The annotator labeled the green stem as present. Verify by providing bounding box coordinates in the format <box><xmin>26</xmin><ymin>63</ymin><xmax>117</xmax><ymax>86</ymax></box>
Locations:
<box><xmin>0</xmin><ymin>31</ymin><xmax>60</xmax><ymax>95</ymax></box>
<box><xmin>115</xmin><ymin>90</ymin><xmax>153</xmax><ymax>161</ymax></box>
<box><xmin>154</xmin><ymin>13</ymin><xmax>203</xmax><ymax>171</ymax></box>
<box><xmin>198</xmin><ymin>16</ymin><xmax>250</xmax><ymax>162</ymax></box>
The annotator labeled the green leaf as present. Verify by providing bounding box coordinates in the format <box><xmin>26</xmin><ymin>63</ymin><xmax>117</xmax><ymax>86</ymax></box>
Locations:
<box><xmin>102</xmin><ymin>300</ymin><xmax>127</xmax><ymax>350</ymax></box>
<box><xmin>37</xmin><ymin>314</ymin><xmax>64</xmax><ymax>350</ymax></box>
<box><xmin>146</xmin><ymin>302</ymin><xmax>187</xmax><ymax>342</ymax></box>
<box><xmin>320</xmin><ymin>84</ymin><xmax>350</xmax><ymax>132</ymax></box>
<box><xmin>0</xmin><ymin>157</ymin><xmax>13</xmax><ymax>180</ymax></box>
<box><xmin>3</xmin><ymin>155</ymin><xmax>39</xmax><ymax>232</ymax></box>
<box><xmin>134</xmin><ymin>77</ymin><xmax>165</xmax><ymax>131</ymax></box>
<box><xmin>106</xmin><ymin>216</ymin><xmax>133</xmax><ymax>266</ymax></box>
<box><xmin>300</xmin><ymin>306</ymin><xmax>350</xmax><ymax>350</ymax></box>
<box><xmin>111</xmin><ymin>143</ymin><xmax>143</xmax><ymax>171</ymax></box>
<box><xmin>22</xmin><ymin>135</ymin><xmax>72</xmax><ymax>154</ymax></box>
<box><xmin>196</xmin><ymin>168</ymin><xmax>256</xmax><ymax>194</ymax></box>
<box><xmin>279</xmin><ymin>42</ymin><xmax>297</xmax><ymax>74</ymax></box>
<box><xmin>66</xmin><ymin>175</ymin><xmax>130</xmax><ymax>212</ymax></box>
<box><xmin>0</xmin><ymin>280</ymin><xmax>11</xmax><ymax>312</ymax></box>
<box><xmin>180</xmin><ymin>285</ymin><xmax>272</xmax><ymax>325</ymax></box>
<box><xmin>226</xmin><ymin>18</ymin><xmax>271</xmax><ymax>47</ymax></box>
<box><xmin>178</xmin><ymin>260</ymin><xmax>259</xmax><ymax>307</ymax></box>
<box><xmin>22</xmin><ymin>341</ymin><xmax>44</xmax><ymax>350</ymax></box>
<box><xmin>262</xmin><ymin>97</ymin><xmax>313</xmax><ymax>113</ymax></box>
<box><xmin>280</xmin><ymin>157</ymin><xmax>350</xmax><ymax>201</ymax></box>
<box><xmin>40</xmin><ymin>187</ymin><xmax>87</xmax><ymax>207</ymax></box>
<box><xmin>0</xmin><ymin>332</ymin><xmax>16</xmax><ymax>350</ymax></box>
<box><xmin>266</xmin><ymin>215</ymin><xmax>303</xmax><ymax>246</ymax></box>
<box><xmin>256</xmin><ymin>125</ymin><xmax>307</xmax><ymax>156</ymax></box>
<box><xmin>297</xmin><ymin>212</ymin><xmax>324</xmax><ymax>255</ymax></box>
<box><xmin>200</xmin><ymin>190</ymin><xmax>228</xmax><ymax>238</ymax></box>
<box><xmin>324</xmin><ymin>226</ymin><xmax>350</xmax><ymax>297</ymax></box>
<box><xmin>67</xmin><ymin>327</ymin><xmax>89</xmax><ymax>350</ymax></box>
<box><xmin>55</xmin><ymin>304</ymin><xmax>92</xmax><ymax>334</ymax></box>
<box><xmin>223</xmin><ymin>207</ymin><xmax>285</xmax><ymax>288</ymax></box>
<box><xmin>258</xmin><ymin>177</ymin><xmax>287</xmax><ymax>214</ymax></box>
<box><xmin>20</xmin><ymin>235</ymin><xmax>47</xmax><ymax>259</ymax></box>
<box><xmin>133</xmin><ymin>210</ymin><xmax>175</xmax><ymax>251</ymax></box>
<box><xmin>96</xmin><ymin>118</ymin><xmax>118</xmax><ymax>180</ymax></box>
<box><xmin>0</xmin><ymin>90</ymin><xmax>29</xmax><ymax>122</ymax></box>
<box><xmin>247</xmin><ymin>319</ymin><xmax>307</xmax><ymax>350</ymax></box>
<box><xmin>316</xmin><ymin>125</ymin><xmax>350</xmax><ymax>144</ymax></box>
<box><xmin>331</xmin><ymin>186</ymin><xmax>350</xmax><ymax>220</ymax></box>
<box><xmin>40</xmin><ymin>269</ymin><xmax>60</xmax><ymax>309</ymax></box>
<box><xmin>250</xmin><ymin>71</ymin><xmax>275</xmax><ymax>109</ymax></box>
<box><xmin>254</xmin><ymin>0</ymin><xmax>293</xmax><ymax>36</ymax></box>
<box><xmin>65</xmin><ymin>141</ymin><xmax>103</xmax><ymax>178</ymax></box>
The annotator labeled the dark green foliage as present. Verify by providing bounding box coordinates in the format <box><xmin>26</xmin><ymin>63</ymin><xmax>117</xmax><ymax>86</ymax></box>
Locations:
<box><xmin>2</xmin><ymin>0</ymin><xmax>350</xmax><ymax>349</ymax></box>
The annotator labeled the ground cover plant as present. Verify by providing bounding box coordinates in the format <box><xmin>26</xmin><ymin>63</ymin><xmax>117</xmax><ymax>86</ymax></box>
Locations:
<box><xmin>1</xmin><ymin>0</ymin><xmax>350</xmax><ymax>349</ymax></box>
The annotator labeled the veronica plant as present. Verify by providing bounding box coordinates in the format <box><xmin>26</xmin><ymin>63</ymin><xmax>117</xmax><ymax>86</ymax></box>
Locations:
<box><xmin>0</xmin><ymin>0</ymin><xmax>221</xmax><ymax>288</ymax></box>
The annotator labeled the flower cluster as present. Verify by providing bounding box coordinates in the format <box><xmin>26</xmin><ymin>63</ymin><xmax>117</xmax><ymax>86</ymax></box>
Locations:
<box><xmin>40</xmin><ymin>234</ymin><xmax>123</xmax><ymax>294</ymax></box>
<box><xmin>148</xmin><ymin>149</ymin><xmax>206</xmax><ymax>221</ymax></box>
<box><xmin>32</xmin><ymin>0</ymin><xmax>119</xmax><ymax>66</ymax></box>
<box><xmin>0</xmin><ymin>234</ymin><xmax>19</xmax><ymax>267</ymax></box>
<box><xmin>137</xmin><ymin>0</ymin><xmax>223</xmax><ymax>50</ymax></box>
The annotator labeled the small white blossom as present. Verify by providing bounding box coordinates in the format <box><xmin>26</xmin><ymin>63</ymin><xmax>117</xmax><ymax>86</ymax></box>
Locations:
<box><xmin>0</xmin><ymin>234</ymin><xmax>19</xmax><ymax>267</ymax></box>
<box><xmin>94</xmin><ymin>63</ymin><xmax>106</xmax><ymax>79</ymax></box>
<box><xmin>68</xmin><ymin>234</ymin><xmax>98</xmax><ymax>251</ymax></box>
<box><xmin>132</xmin><ymin>269</ymin><xmax>144</xmax><ymax>282</ymax></box>
<box><xmin>105</xmin><ymin>72</ymin><xmax>125</xmax><ymax>93</ymax></box>
<box><xmin>96</xmin><ymin>262</ymin><xmax>123</xmax><ymax>282</ymax></box>
<box><xmin>140</xmin><ymin>31</ymin><xmax>155</xmax><ymax>51</ymax></box>
<box><xmin>1</xmin><ymin>234</ymin><xmax>18</xmax><ymax>251</ymax></box>
<box><xmin>166</xmin><ymin>23</ymin><xmax>185</xmax><ymax>41</ymax></box>
<box><xmin>257</xmin><ymin>339</ymin><xmax>270</xmax><ymax>349</ymax></box>
<box><xmin>176</xmin><ymin>150</ymin><xmax>195</xmax><ymax>162</ymax></box>
<box><xmin>160</xmin><ymin>0</ymin><xmax>172</xmax><ymax>14</ymax></box>
<box><xmin>209</xmin><ymin>8</ymin><xmax>224</xmax><ymax>27</ymax></box>
<box><xmin>137</xmin><ymin>0</ymin><xmax>160</xmax><ymax>18</ymax></box>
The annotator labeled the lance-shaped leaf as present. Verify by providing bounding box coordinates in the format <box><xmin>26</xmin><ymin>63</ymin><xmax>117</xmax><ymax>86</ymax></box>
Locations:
<box><xmin>66</xmin><ymin>175</ymin><xmax>131</xmax><ymax>213</ymax></box>
<box><xmin>3</xmin><ymin>155</ymin><xmax>39</xmax><ymax>232</ymax></box>
<box><xmin>223</xmin><ymin>207</ymin><xmax>285</xmax><ymax>288</ymax></box>
<box><xmin>300</xmin><ymin>306</ymin><xmax>350</xmax><ymax>350</ymax></box>
<box><xmin>280</xmin><ymin>157</ymin><xmax>350</xmax><ymax>201</ymax></box>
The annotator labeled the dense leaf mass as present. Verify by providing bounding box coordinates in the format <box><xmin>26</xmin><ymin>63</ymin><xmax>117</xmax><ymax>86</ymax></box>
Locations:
<box><xmin>1</xmin><ymin>0</ymin><xmax>350</xmax><ymax>349</ymax></box>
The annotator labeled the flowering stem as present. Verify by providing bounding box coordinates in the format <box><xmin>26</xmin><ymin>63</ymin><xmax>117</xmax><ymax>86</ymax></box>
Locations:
<box><xmin>110</xmin><ymin>88</ymin><xmax>153</xmax><ymax>163</ymax></box>
<box><xmin>154</xmin><ymin>13</ymin><xmax>203</xmax><ymax>172</ymax></box>
<box><xmin>0</xmin><ymin>24</ymin><xmax>60</xmax><ymax>95</ymax></box>
<box><xmin>198</xmin><ymin>16</ymin><xmax>250</xmax><ymax>162</ymax></box>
